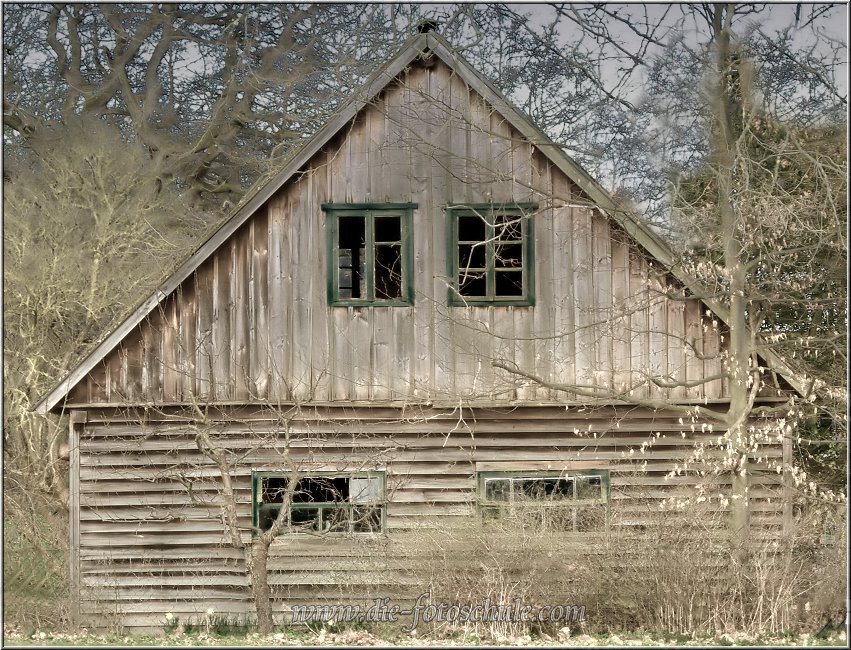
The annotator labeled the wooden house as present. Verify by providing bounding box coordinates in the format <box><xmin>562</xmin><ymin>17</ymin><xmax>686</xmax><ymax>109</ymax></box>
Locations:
<box><xmin>36</xmin><ymin>31</ymin><xmax>800</xmax><ymax>630</ymax></box>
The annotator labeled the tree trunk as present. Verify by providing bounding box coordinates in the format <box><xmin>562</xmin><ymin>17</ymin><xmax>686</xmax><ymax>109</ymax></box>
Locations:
<box><xmin>712</xmin><ymin>2</ymin><xmax>752</xmax><ymax>548</ymax></box>
<box><xmin>247</xmin><ymin>541</ymin><xmax>275</xmax><ymax>635</ymax></box>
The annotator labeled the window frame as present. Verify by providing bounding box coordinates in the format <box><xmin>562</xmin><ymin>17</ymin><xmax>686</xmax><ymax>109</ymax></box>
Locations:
<box><xmin>251</xmin><ymin>470</ymin><xmax>386</xmax><ymax>536</ymax></box>
<box><xmin>476</xmin><ymin>469</ymin><xmax>609</xmax><ymax>532</ymax></box>
<box><xmin>445</xmin><ymin>203</ymin><xmax>537</xmax><ymax>306</ymax></box>
<box><xmin>323</xmin><ymin>203</ymin><xmax>416</xmax><ymax>307</ymax></box>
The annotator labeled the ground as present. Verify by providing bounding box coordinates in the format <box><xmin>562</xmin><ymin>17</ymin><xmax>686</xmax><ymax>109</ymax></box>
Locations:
<box><xmin>2</xmin><ymin>624</ymin><xmax>848</xmax><ymax>647</ymax></box>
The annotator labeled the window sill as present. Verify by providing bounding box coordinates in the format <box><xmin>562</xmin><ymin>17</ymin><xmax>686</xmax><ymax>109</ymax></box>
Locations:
<box><xmin>447</xmin><ymin>297</ymin><xmax>535</xmax><ymax>307</ymax></box>
<box><xmin>329</xmin><ymin>300</ymin><xmax>414</xmax><ymax>308</ymax></box>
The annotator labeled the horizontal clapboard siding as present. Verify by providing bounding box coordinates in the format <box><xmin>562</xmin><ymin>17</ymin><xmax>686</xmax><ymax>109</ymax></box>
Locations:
<box><xmin>75</xmin><ymin>405</ymin><xmax>785</xmax><ymax>630</ymax></box>
<box><xmin>66</xmin><ymin>59</ymin><xmax>777</xmax><ymax>409</ymax></box>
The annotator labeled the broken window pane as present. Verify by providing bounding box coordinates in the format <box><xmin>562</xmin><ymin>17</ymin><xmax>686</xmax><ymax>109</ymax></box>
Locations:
<box><xmin>257</xmin><ymin>473</ymin><xmax>385</xmax><ymax>533</ymax></box>
<box><xmin>478</xmin><ymin>472</ymin><xmax>607</xmax><ymax>533</ymax></box>
<box><xmin>294</xmin><ymin>476</ymin><xmax>349</xmax><ymax>503</ymax></box>
<box><xmin>261</xmin><ymin>476</ymin><xmax>289</xmax><ymax>503</ymax></box>
<box><xmin>290</xmin><ymin>507</ymin><xmax>321</xmax><ymax>531</ymax></box>
<box><xmin>338</xmin><ymin>216</ymin><xmax>366</xmax><ymax>299</ymax></box>
<box><xmin>375</xmin><ymin>244</ymin><xmax>402</xmax><ymax>299</ymax></box>
<box><xmin>351</xmin><ymin>506</ymin><xmax>381</xmax><ymax>532</ymax></box>
<box><xmin>350</xmin><ymin>476</ymin><xmax>381</xmax><ymax>503</ymax></box>
<box><xmin>484</xmin><ymin>478</ymin><xmax>510</xmax><ymax>501</ymax></box>
<box><xmin>576</xmin><ymin>475</ymin><xmax>603</xmax><ymax>501</ymax></box>
<box><xmin>259</xmin><ymin>506</ymin><xmax>281</xmax><ymax>531</ymax></box>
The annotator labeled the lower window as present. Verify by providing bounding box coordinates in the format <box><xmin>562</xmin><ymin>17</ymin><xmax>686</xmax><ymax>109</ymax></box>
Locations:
<box><xmin>477</xmin><ymin>470</ymin><xmax>609</xmax><ymax>532</ymax></box>
<box><xmin>252</xmin><ymin>471</ymin><xmax>385</xmax><ymax>534</ymax></box>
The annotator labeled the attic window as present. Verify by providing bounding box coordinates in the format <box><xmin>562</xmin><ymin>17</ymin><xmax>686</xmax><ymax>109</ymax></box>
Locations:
<box><xmin>447</xmin><ymin>204</ymin><xmax>536</xmax><ymax>306</ymax></box>
<box><xmin>253</xmin><ymin>471</ymin><xmax>385</xmax><ymax>534</ymax></box>
<box><xmin>477</xmin><ymin>470</ymin><xmax>608</xmax><ymax>532</ymax></box>
<box><xmin>323</xmin><ymin>204</ymin><xmax>416</xmax><ymax>306</ymax></box>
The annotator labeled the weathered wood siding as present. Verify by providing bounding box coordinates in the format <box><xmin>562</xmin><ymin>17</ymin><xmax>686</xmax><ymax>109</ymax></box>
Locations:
<box><xmin>73</xmin><ymin>405</ymin><xmax>786</xmax><ymax>629</ymax></box>
<box><xmin>67</xmin><ymin>59</ymin><xmax>758</xmax><ymax>408</ymax></box>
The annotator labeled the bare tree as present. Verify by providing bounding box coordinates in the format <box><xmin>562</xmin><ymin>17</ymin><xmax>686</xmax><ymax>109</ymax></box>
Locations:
<box><xmin>2</xmin><ymin>4</ymin><xmax>406</xmax><ymax>207</ymax></box>
<box><xmin>3</xmin><ymin>116</ymin><xmax>205</xmax><ymax>499</ymax></box>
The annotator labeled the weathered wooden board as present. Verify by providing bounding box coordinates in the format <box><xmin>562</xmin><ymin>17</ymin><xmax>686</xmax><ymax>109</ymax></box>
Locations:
<box><xmin>65</xmin><ymin>59</ymin><xmax>745</xmax><ymax>409</ymax></box>
<box><xmin>73</xmin><ymin>405</ymin><xmax>785</xmax><ymax>630</ymax></box>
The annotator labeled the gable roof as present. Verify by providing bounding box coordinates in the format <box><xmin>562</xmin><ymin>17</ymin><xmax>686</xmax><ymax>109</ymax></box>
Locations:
<box><xmin>33</xmin><ymin>31</ymin><xmax>806</xmax><ymax>414</ymax></box>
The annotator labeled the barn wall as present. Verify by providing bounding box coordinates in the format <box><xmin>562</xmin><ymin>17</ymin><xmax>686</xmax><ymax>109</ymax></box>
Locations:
<box><xmin>73</xmin><ymin>405</ymin><xmax>786</xmax><ymax>630</ymax></box>
<box><xmin>68</xmin><ymin>59</ymin><xmax>752</xmax><ymax>408</ymax></box>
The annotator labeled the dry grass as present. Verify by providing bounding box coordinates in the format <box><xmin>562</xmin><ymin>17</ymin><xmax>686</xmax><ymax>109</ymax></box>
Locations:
<box><xmin>405</xmin><ymin>503</ymin><xmax>846</xmax><ymax>639</ymax></box>
<box><xmin>2</xmin><ymin>486</ymin><xmax>70</xmax><ymax>631</ymax></box>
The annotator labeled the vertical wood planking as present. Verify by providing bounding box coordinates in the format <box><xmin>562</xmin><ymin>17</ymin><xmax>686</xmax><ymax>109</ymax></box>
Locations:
<box><xmin>514</xmin><ymin>305</ymin><xmax>536</xmax><ymax>401</ymax></box>
<box><xmin>289</xmin><ymin>182</ymin><xmax>311</xmax><ymax>401</ymax></box>
<box><xmin>572</xmin><ymin>207</ymin><xmax>594</xmax><ymax>387</ymax></box>
<box><xmin>178</xmin><ymin>282</ymin><xmax>196</xmax><ymax>401</ymax></box>
<box><xmin>367</xmin><ymin>93</ymin><xmax>386</xmax><ymax>202</ymax></box>
<box><xmin>106</xmin><ymin>337</ymin><xmax>122</xmax><ymax>402</ymax></box>
<box><xmin>368</xmin><ymin>84</ymin><xmax>393</xmax><ymax>397</ymax></box>
<box><xmin>392</xmin><ymin>308</ymin><xmax>414</xmax><ymax>399</ymax></box>
<box><xmin>611</xmin><ymin>235</ymin><xmax>631</xmax><ymax>392</ymax></box>
<box><xmin>550</xmin><ymin>170</ymin><xmax>576</xmax><ymax>392</ymax></box>
<box><xmin>350</xmin><ymin>309</ymin><xmax>371</xmax><ymax>401</ymax></box>
<box><xmin>61</xmin><ymin>56</ymin><xmax>748</xmax><ymax>412</ymax></box>
<box><xmin>383</xmin><ymin>80</ymin><xmax>410</xmax><ymax>201</ymax></box>
<box><xmin>448</xmin><ymin>70</ymin><xmax>470</xmax><ymax>204</ymax></box>
<box><xmin>628</xmin><ymin>252</ymin><xmax>649</xmax><ymax>399</ymax></box>
<box><xmin>703</xmin><ymin>315</ymin><xmax>724</xmax><ymax>399</ymax></box>
<box><xmin>372</xmin><ymin>308</ymin><xmax>392</xmax><ymax>399</ymax></box>
<box><xmin>511</xmin><ymin>126</ymin><xmax>534</xmax><ymax>203</ymax></box>
<box><xmin>450</xmin><ymin>309</ymin><xmax>478</xmax><ymax>398</ymax></box>
<box><xmin>668</xmin><ymin>297</ymin><xmax>686</xmax><ymax>400</ymax></box>
<box><xmin>411</xmin><ymin>66</ymin><xmax>434</xmax><ymax>398</ymax></box>
<box><xmin>252</xmin><ymin>209</ymin><xmax>270</xmax><ymax>400</ymax></box>
<box><xmin>490</xmin><ymin>112</ymin><xmax>514</xmax><ymax>203</ymax></box>
<box><xmin>161</xmin><ymin>298</ymin><xmax>179</xmax><ymax>400</ymax></box>
<box><xmin>348</xmin><ymin>112</ymin><xmax>369</xmax><ymax>203</ymax></box>
<box><xmin>332</xmin><ymin>310</ymin><xmax>354</xmax><ymax>401</ymax></box>
<box><xmin>684</xmin><ymin>299</ymin><xmax>704</xmax><ymax>400</ymax></box>
<box><xmin>491</xmin><ymin>306</ymin><xmax>515</xmax><ymax>400</ymax></box>
<box><xmin>308</xmin><ymin>165</ymin><xmax>331</xmax><ymax>402</ymax></box>
<box><xmin>86</xmin><ymin>363</ymin><xmax>105</xmax><ymax>405</ymax></box>
<box><xmin>212</xmin><ymin>251</ymin><xmax>232</xmax><ymax>401</ymax></box>
<box><xmin>648</xmin><ymin>266</ymin><xmax>667</xmax><ymax>400</ymax></box>
<box><xmin>267</xmin><ymin>199</ymin><xmax>288</xmax><ymax>403</ymax></box>
<box><xmin>592</xmin><ymin>213</ymin><xmax>612</xmax><ymax>390</ymax></box>
<box><xmin>430</xmin><ymin>63</ymin><xmax>453</xmax><ymax>397</ymax></box>
<box><xmin>232</xmin><ymin>229</ymin><xmax>250</xmax><ymax>400</ymax></box>
<box><xmin>124</xmin><ymin>330</ymin><xmax>143</xmax><ymax>402</ymax></box>
<box><xmin>530</xmin><ymin>156</ymin><xmax>554</xmax><ymax>401</ymax></box>
<box><xmin>467</xmin><ymin>92</ymin><xmax>491</xmax><ymax>200</ymax></box>
<box><xmin>195</xmin><ymin>267</ymin><xmax>213</xmax><ymax>401</ymax></box>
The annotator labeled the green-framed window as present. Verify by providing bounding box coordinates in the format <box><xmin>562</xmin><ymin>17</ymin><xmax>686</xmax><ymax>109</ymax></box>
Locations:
<box><xmin>252</xmin><ymin>471</ymin><xmax>386</xmax><ymax>535</ymax></box>
<box><xmin>446</xmin><ymin>203</ymin><xmax>536</xmax><ymax>306</ymax></box>
<box><xmin>323</xmin><ymin>203</ymin><xmax>416</xmax><ymax>306</ymax></box>
<box><xmin>476</xmin><ymin>469</ymin><xmax>609</xmax><ymax>532</ymax></box>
